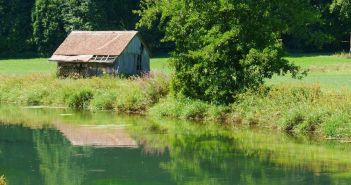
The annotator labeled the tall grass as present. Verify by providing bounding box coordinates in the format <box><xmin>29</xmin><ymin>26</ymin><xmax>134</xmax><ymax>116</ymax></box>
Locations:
<box><xmin>0</xmin><ymin>72</ymin><xmax>170</xmax><ymax>113</ymax></box>
<box><xmin>1</xmin><ymin>71</ymin><xmax>351</xmax><ymax>138</ymax></box>
<box><xmin>152</xmin><ymin>83</ymin><xmax>351</xmax><ymax>139</ymax></box>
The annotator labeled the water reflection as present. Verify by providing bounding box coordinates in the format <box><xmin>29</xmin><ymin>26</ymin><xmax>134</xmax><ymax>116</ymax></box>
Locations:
<box><xmin>0</xmin><ymin>106</ymin><xmax>350</xmax><ymax>185</ymax></box>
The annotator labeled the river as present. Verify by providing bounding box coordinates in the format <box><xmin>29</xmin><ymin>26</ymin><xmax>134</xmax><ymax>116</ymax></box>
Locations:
<box><xmin>0</xmin><ymin>106</ymin><xmax>350</xmax><ymax>185</ymax></box>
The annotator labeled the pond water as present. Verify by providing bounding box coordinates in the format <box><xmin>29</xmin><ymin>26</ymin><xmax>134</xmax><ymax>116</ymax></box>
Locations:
<box><xmin>0</xmin><ymin>106</ymin><xmax>351</xmax><ymax>185</ymax></box>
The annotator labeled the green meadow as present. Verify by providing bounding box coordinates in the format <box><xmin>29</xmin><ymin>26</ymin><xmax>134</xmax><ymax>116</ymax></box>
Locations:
<box><xmin>0</xmin><ymin>54</ymin><xmax>350</xmax><ymax>89</ymax></box>
<box><xmin>0</xmin><ymin>57</ymin><xmax>171</xmax><ymax>76</ymax></box>
<box><xmin>269</xmin><ymin>54</ymin><xmax>351</xmax><ymax>89</ymax></box>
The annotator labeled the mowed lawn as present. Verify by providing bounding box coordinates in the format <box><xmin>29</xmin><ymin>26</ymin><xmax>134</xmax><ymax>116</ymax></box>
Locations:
<box><xmin>0</xmin><ymin>54</ymin><xmax>350</xmax><ymax>89</ymax></box>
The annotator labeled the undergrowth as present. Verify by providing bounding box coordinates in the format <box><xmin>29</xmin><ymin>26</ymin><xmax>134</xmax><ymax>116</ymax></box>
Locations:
<box><xmin>152</xmin><ymin>84</ymin><xmax>351</xmax><ymax>139</ymax></box>
<box><xmin>0</xmin><ymin>72</ymin><xmax>170</xmax><ymax>113</ymax></box>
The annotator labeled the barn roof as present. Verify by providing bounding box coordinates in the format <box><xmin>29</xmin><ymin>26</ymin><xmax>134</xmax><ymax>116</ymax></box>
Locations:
<box><xmin>54</xmin><ymin>31</ymin><xmax>138</xmax><ymax>56</ymax></box>
<box><xmin>49</xmin><ymin>31</ymin><xmax>149</xmax><ymax>63</ymax></box>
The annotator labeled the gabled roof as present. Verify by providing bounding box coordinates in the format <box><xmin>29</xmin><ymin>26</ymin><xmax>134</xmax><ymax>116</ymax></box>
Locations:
<box><xmin>53</xmin><ymin>31</ymin><xmax>139</xmax><ymax>56</ymax></box>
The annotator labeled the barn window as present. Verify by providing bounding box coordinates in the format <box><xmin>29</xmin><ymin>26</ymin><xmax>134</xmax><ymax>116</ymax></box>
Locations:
<box><xmin>91</xmin><ymin>55</ymin><xmax>117</xmax><ymax>63</ymax></box>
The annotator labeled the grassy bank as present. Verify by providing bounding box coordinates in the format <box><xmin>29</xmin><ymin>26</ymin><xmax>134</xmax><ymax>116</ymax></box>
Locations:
<box><xmin>0</xmin><ymin>54</ymin><xmax>351</xmax><ymax>139</ymax></box>
<box><xmin>0</xmin><ymin>73</ymin><xmax>169</xmax><ymax>113</ymax></box>
<box><xmin>151</xmin><ymin>84</ymin><xmax>351</xmax><ymax>139</ymax></box>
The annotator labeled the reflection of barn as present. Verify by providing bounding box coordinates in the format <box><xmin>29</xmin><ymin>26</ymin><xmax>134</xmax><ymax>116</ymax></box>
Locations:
<box><xmin>49</xmin><ymin>31</ymin><xmax>151</xmax><ymax>77</ymax></box>
<box><xmin>54</xmin><ymin>123</ymin><xmax>138</xmax><ymax>148</ymax></box>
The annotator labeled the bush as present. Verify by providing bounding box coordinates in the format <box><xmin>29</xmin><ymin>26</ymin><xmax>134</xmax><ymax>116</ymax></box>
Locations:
<box><xmin>67</xmin><ymin>89</ymin><xmax>94</xmax><ymax>110</ymax></box>
<box><xmin>151</xmin><ymin>96</ymin><xmax>230</xmax><ymax>121</ymax></box>
<box><xmin>0</xmin><ymin>73</ymin><xmax>170</xmax><ymax>112</ymax></box>
<box><xmin>91</xmin><ymin>91</ymin><xmax>117</xmax><ymax>111</ymax></box>
<box><xmin>323</xmin><ymin>113</ymin><xmax>351</xmax><ymax>138</ymax></box>
<box><xmin>279</xmin><ymin>108</ymin><xmax>306</xmax><ymax>132</ymax></box>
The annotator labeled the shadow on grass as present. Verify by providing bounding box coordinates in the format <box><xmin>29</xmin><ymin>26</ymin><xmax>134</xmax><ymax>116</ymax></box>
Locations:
<box><xmin>0</xmin><ymin>52</ymin><xmax>44</xmax><ymax>60</ymax></box>
<box><xmin>285</xmin><ymin>52</ymin><xmax>335</xmax><ymax>58</ymax></box>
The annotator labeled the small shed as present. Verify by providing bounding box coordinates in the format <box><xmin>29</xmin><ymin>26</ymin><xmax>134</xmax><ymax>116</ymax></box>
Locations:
<box><xmin>49</xmin><ymin>31</ymin><xmax>151</xmax><ymax>77</ymax></box>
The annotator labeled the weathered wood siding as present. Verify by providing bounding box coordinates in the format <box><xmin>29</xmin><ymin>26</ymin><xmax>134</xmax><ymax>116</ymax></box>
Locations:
<box><xmin>115</xmin><ymin>35</ymin><xmax>150</xmax><ymax>75</ymax></box>
<box><xmin>57</xmin><ymin>63</ymin><xmax>114</xmax><ymax>78</ymax></box>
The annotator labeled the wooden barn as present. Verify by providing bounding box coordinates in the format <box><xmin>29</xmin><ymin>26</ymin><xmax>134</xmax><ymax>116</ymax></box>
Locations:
<box><xmin>49</xmin><ymin>31</ymin><xmax>151</xmax><ymax>77</ymax></box>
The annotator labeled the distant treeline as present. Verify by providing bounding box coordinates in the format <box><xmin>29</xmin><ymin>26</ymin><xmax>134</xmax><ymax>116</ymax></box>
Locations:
<box><xmin>0</xmin><ymin>0</ymin><xmax>350</xmax><ymax>57</ymax></box>
<box><xmin>0</xmin><ymin>0</ymin><xmax>167</xmax><ymax>57</ymax></box>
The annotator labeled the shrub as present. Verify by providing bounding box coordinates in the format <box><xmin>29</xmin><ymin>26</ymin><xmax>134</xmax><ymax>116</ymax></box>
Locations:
<box><xmin>323</xmin><ymin>113</ymin><xmax>351</xmax><ymax>138</ymax></box>
<box><xmin>67</xmin><ymin>89</ymin><xmax>94</xmax><ymax>110</ymax></box>
<box><xmin>114</xmin><ymin>86</ymin><xmax>149</xmax><ymax>113</ymax></box>
<box><xmin>180</xmin><ymin>100</ymin><xmax>208</xmax><ymax>120</ymax></box>
<box><xmin>279</xmin><ymin>108</ymin><xmax>306</xmax><ymax>132</ymax></box>
<box><xmin>91</xmin><ymin>91</ymin><xmax>117</xmax><ymax>111</ymax></box>
<box><xmin>295</xmin><ymin>109</ymin><xmax>326</xmax><ymax>133</ymax></box>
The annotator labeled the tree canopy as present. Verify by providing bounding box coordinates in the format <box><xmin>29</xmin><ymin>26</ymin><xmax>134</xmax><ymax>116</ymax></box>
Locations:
<box><xmin>136</xmin><ymin>0</ymin><xmax>318</xmax><ymax>103</ymax></box>
<box><xmin>0</xmin><ymin>0</ymin><xmax>350</xmax><ymax>56</ymax></box>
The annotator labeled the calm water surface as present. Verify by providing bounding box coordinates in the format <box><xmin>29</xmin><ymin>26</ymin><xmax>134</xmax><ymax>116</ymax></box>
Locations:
<box><xmin>0</xmin><ymin>107</ymin><xmax>351</xmax><ymax>185</ymax></box>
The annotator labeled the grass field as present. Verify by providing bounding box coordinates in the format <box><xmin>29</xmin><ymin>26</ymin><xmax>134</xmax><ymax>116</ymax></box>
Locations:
<box><xmin>0</xmin><ymin>57</ymin><xmax>171</xmax><ymax>76</ymax></box>
<box><xmin>269</xmin><ymin>54</ymin><xmax>351</xmax><ymax>89</ymax></box>
<box><xmin>0</xmin><ymin>54</ymin><xmax>350</xmax><ymax>89</ymax></box>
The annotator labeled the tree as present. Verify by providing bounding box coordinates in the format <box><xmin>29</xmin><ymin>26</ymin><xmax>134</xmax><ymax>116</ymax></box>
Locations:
<box><xmin>32</xmin><ymin>0</ymin><xmax>66</xmax><ymax>56</ymax></box>
<box><xmin>0</xmin><ymin>0</ymin><xmax>35</xmax><ymax>54</ymax></box>
<box><xmin>332</xmin><ymin>0</ymin><xmax>351</xmax><ymax>18</ymax></box>
<box><xmin>32</xmin><ymin>0</ymin><xmax>96</xmax><ymax>56</ymax></box>
<box><xmin>31</xmin><ymin>0</ymin><xmax>145</xmax><ymax>56</ymax></box>
<box><xmin>136</xmin><ymin>0</ymin><xmax>314</xmax><ymax>104</ymax></box>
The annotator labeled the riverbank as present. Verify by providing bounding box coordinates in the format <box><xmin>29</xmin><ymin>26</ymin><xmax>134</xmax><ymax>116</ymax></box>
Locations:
<box><xmin>0</xmin><ymin>54</ymin><xmax>351</xmax><ymax>139</ymax></box>
<box><xmin>0</xmin><ymin>73</ymin><xmax>169</xmax><ymax>112</ymax></box>
<box><xmin>152</xmin><ymin>84</ymin><xmax>351</xmax><ymax>139</ymax></box>
<box><xmin>0</xmin><ymin>73</ymin><xmax>351</xmax><ymax>139</ymax></box>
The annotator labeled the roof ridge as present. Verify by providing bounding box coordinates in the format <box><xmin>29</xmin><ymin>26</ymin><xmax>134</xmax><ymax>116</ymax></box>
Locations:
<box><xmin>71</xmin><ymin>30</ymin><xmax>138</xmax><ymax>33</ymax></box>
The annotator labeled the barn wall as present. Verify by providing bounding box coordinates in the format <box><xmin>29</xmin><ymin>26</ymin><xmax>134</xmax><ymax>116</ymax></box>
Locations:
<box><xmin>115</xmin><ymin>35</ymin><xmax>150</xmax><ymax>75</ymax></box>
<box><xmin>57</xmin><ymin>62</ymin><xmax>114</xmax><ymax>78</ymax></box>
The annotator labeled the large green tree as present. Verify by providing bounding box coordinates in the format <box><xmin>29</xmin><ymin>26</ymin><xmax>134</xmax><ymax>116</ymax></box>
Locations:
<box><xmin>136</xmin><ymin>0</ymin><xmax>316</xmax><ymax>104</ymax></box>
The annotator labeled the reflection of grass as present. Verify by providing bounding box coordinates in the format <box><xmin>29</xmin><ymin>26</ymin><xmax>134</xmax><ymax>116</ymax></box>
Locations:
<box><xmin>2</xmin><ymin>107</ymin><xmax>351</xmax><ymax>183</ymax></box>
<box><xmin>0</xmin><ymin>175</ymin><xmax>6</xmax><ymax>185</ymax></box>
<box><xmin>0</xmin><ymin>106</ymin><xmax>148</xmax><ymax>128</ymax></box>
<box><xmin>131</xmin><ymin>119</ymin><xmax>351</xmax><ymax>183</ymax></box>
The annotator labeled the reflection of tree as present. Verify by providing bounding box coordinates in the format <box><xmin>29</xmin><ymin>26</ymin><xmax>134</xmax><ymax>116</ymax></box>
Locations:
<box><xmin>131</xmin><ymin>120</ymin><xmax>351</xmax><ymax>185</ymax></box>
<box><xmin>33</xmin><ymin>127</ymin><xmax>89</xmax><ymax>185</ymax></box>
<box><xmin>0</xmin><ymin>125</ymin><xmax>44</xmax><ymax>185</ymax></box>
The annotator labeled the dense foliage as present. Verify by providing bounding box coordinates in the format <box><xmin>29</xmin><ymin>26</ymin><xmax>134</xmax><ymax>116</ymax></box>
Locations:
<box><xmin>32</xmin><ymin>0</ymin><xmax>141</xmax><ymax>55</ymax></box>
<box><xmin>0</xmin><ymin>0</ymin><xmax>350</xmax><ymax>56</ymax></box>
<box><xmin>0</xmin><ymin>0</ymin><xmax>35</xmax><ymax>54</ymax></box>
<box><xmin>136</xmin><ymin>0</ymin><xmax>318</xmax><ymax>103</ymax></box>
